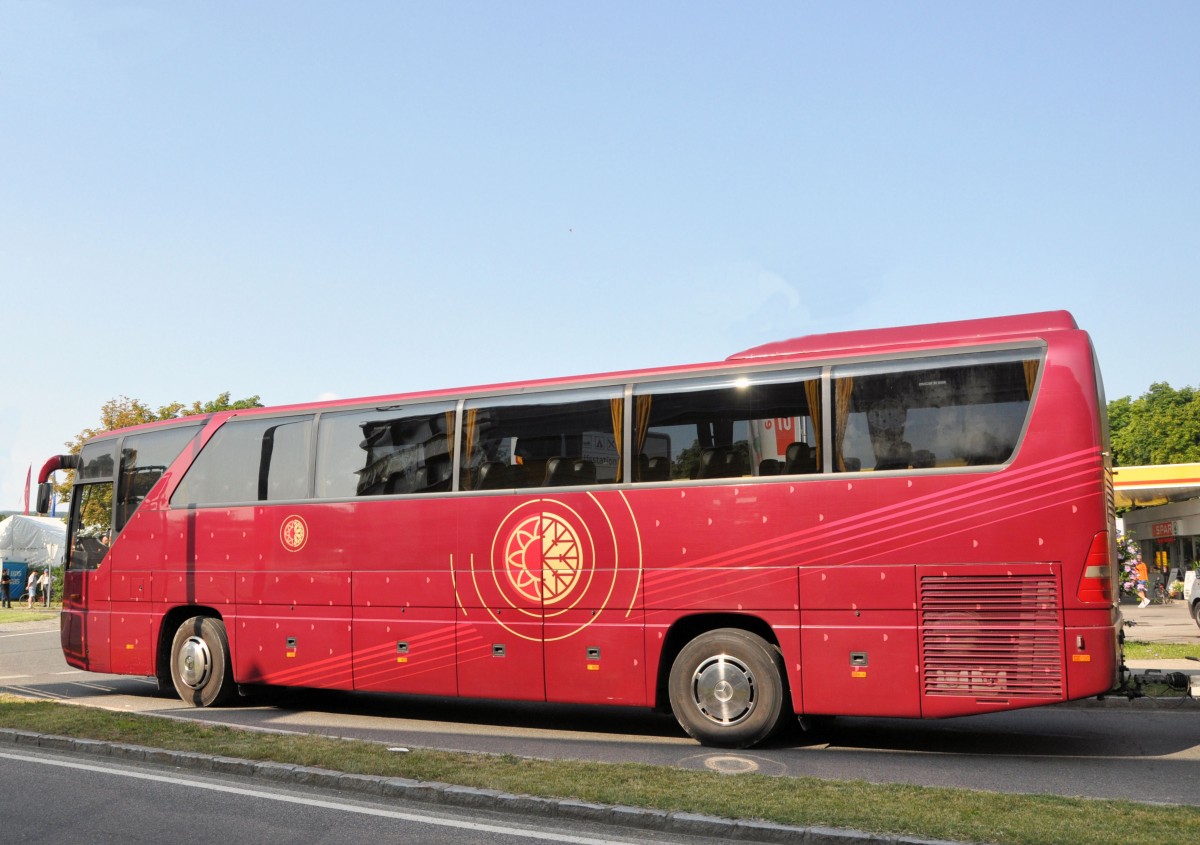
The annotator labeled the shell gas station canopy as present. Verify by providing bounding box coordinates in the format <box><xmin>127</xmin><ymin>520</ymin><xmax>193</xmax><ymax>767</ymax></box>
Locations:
<box><xmin>1113</xmin><ymin>463</ymin><xmax>1200</xmax><ymax>510</ymax></box>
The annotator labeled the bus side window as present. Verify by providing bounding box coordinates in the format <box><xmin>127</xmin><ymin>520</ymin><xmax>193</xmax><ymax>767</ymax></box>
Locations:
<box><xmin>171</xmin><ymin>416</ymin><xmax>313</xmax><ymax>506</ymax></box>
<box><xmin>832</xmin><ymin>353</ymin><xmax>1040</xmax><ymax>472</ymax></box>
<box><xmin>315</xmin><ymin>405</ymin><xmax>456</xmax><ymax>498</ymax></box>
<box><xmin>461</xmin><ymin>387</ymin><xmax>622</xmax><ymax>490</ymax></box>
<box><xmin>632</xmin><ymin>370</ymin><xmax>819</xmax><ymax>482</ymax></box>
<box><xmin>115</xmin><ymin>425</ymin><xmax>201</xmax><ymax>531</ymax></box>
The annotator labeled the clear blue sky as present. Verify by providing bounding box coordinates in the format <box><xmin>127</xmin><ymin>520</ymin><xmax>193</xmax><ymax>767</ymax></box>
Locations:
<box><xmin>2</xmin><ymin>2</ymin><xmax>1197</xmax><ymax>510</ymax></box>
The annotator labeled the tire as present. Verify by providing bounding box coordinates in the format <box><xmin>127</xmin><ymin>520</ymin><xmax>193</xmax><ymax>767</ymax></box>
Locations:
<box><xmin>169</xmin><ymin>616</ymin><xmax>236</xmax><ymax>707</ymax></box>
<box><xmin>668</xmin><ymin>628</ymin><xmax>789</xmax><ymax>748</ymax></box>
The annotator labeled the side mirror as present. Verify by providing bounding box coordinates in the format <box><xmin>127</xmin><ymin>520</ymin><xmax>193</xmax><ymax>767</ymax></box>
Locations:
<box><xmin>36</xmin><ymin>482</ymin><xmax>54</xmax><ymax>516</ymax></box>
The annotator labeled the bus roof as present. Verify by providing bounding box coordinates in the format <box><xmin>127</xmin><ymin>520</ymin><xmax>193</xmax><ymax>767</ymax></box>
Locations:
<box><xmin>727</xmin><ymin>310</ymin><xmax>1078</xmax><ymax>361</ymax></box>
<box><xmin>81</xmin><ymin>311</ymin><xmax>1081</xmax><ymax>443</ymax></box>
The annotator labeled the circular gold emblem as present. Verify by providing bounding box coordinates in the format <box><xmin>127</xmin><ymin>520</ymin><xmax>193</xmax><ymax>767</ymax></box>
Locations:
<box><xmin>280</xmin><ymin>515</ymin><xmax>308</xmax><ymax>552</ymax></box>
<box><xmin>473</xmin><ymin>495</ymin><xmax>641</xmax><ymax>643</ymax></box>
<box><xmin>504</xmin><ymin>512</ymin><xmax>582</xmax><ymax>605</ymax></box>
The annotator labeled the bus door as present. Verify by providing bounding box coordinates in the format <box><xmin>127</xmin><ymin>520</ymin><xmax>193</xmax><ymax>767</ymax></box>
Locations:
<box><xmin>62</xmin><ymin>442</ymin><xmax>117</xmax><ymax>673</ymax></box>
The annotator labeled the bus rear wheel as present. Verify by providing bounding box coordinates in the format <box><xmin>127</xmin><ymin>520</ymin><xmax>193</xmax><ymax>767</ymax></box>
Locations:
<box><xmin>668</xmin><ymin>628</ymin><xmax>788</xmax><ymax>748</ymax></box>
<box><xmin>169</xmin><ymin>616</ymin><xmax>235</xmax><ymax>707</ymax></box>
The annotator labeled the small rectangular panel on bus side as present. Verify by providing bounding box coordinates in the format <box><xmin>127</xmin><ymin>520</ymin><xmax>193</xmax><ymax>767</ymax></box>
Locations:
<box><xmin>798</xmin><ymin>564</ymin><xmax>918</xmax><ymax>610</ymax></box>
<box><xmin>798</xmin><ymin>565</ymin><xmax>920</xmax><ymax>717</ymax></box>
<box><xmin>157</xmin><ymin>570</ymin><xmax>236</xmax><ymax>607</ymax></box>
<box><xmin>231</xmin><ymin>605</ymin><xmax>354</xmax><ymax>689</ymax></box>
<box><xmin>353</xmin><ymin>607</ymin><xmax>458</xmax><ymax>696</ymax></box>
<box><xmin>799</xmin><ymin>611</ymin><xmax>921</xmax><ymax>717</ymax></box>
<box><xmin>642</xmin><ymin>567</ymin><xmax>800</xmax><ymax>612</ymax></box>
<box><xmin>354</xmin><ymin>570</ymin><xmax>455</xmax><ymax>608</ymax></box>
<box><xmin>110</xmin><ymin>571</ymin><xmax>149</xmax><ymax>603</ymax></box>
<box><xmin>544</xmin><ymin>608</ymin><xmax>647</xmax><ymax>706</ymax></box>
<box><xmin>235</xmin><ymin>570</ymin><xmax>352</xmax><ymax>606</ymax></box>
<box><xmin>228</xmin><ymin>503</ymin><xmax>357</xmax><ymax>689</ymax></box>
<box><xmin>108</xmin><ymin>608</ymin><xmax>155</xmax><ymax>676</ymax></box>
<box><xmin>455</xmin><ymin>613</ymin><xmax>545</xmax><ymax>701</ymax></box>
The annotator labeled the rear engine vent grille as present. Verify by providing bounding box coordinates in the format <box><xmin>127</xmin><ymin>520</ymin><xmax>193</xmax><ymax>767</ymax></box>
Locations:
<box><xmin>920</xmin><ymin>574</ymin><xmax>1063</xmax><ymax>699</ymax></box>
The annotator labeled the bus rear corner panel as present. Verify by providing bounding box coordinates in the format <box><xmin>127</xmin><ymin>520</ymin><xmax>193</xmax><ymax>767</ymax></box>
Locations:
<box><xmin>1062</xmin><ymin>618</ymin><xmax>1123</xmax><ymax>700</ymax></box>
<box><xmin>60</xmin><ymin>607</ymin><xmax>112</xmax><ymax>674</ymax></box>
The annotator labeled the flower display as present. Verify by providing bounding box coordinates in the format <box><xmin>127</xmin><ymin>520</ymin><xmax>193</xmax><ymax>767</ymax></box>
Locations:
<box><xmin>1116</xmin><ymin>533</ymin><xmax>1140</xmax><ymax>595</ymax></box>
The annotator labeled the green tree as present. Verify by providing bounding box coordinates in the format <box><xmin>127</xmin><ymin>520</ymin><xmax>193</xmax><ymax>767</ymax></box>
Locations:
<box><xmin>1108</xmin><ymin>382</ymin><xmax>1200</xmax><ymax>466</ymax></box>
<box><xmin>53</xmin><ymin>392</ymin><xmax>262</xmax><ymax>504</ymax></box>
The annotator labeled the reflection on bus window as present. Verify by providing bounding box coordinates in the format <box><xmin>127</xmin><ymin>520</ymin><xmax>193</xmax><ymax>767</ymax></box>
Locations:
<box><xmin>832</xmin><ymin>354</ymin><xmax>1039</xmax><ymax>472</ymax></box>
<box><xmin>171</xmin><ymin>416</ymin><xmax>313</xmax><ymax>505</ymax></box>
<box><xmin>316</xmin><ymin>405</ymin><xmax>455</xmax><ymax>498</ymax></box>
<box><xmin>633</xmin><ymin>370</ymin><xmax>820</xmax><ymax>481</ymax></box>
<box><xmin>461</xmin><ymin>387</ymin><xmax>622</xmax><ymax>490</ymax></box>
<box><xmin>116</xmin><ymin>425</ymin><xmax>200</xmax><ymax>531</ymax></box>
<box><xmin>71</xmin><ymin>482</ymin><xmax>113</xmax><ymax>570</ymax></box>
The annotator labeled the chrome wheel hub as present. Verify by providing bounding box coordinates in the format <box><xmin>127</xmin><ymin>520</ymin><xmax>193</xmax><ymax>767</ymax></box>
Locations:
<box><xmin>691</xmin><ymin>654</ymin><xmax>755</xmax><ymax>725</ymax></box>
<box><xmin>177</xmin><ymin>635</ymin><xmax>212</xmax><ymax>690</ymax></box>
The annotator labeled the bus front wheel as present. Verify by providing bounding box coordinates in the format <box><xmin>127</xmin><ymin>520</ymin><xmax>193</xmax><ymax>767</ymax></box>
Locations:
<box><xmin>668</xmin><ymin>628</ymin><xmax>787</xmax><ymax>748</ymax></box>
<box><xmin>169</xmin><ymin>616</ymin><xmax>235</xmax><ymax>707</ymax></box>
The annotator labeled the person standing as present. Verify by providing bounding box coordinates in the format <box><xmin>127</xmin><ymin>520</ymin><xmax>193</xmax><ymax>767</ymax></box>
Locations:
<box><xmin>1134</xmin><ymin>553</ymin><xmax>1150</xmax><ymax>609</ymax></box>
<box><xmin>0</xmin><ymin>568</ymin><xmax>10</xmax><ymax>608</ymax></box>
<box><xmin>38</xmin><ymin>568</ymin><xmax>50</xmax><ymax>607</ymax></box>
<box><xmin>26</xmin><ymin>570</ymin><xmax>38</xmax><ymax>609</ymax></box>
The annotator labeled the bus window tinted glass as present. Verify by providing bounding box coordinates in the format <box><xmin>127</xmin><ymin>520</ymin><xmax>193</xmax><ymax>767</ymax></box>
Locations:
<box><xmin>70</xmin><ymin>482</ymin><xmax>113</xmax><ymax>570</ymax></box>
<box><xmin>171</xmin><ymin>416</ymin><xmax>313</xmax><ymax>505</ymax></box>
<box><xmin>116</xmin><ymin>425</ymin><xmax>200</xmax><ymax>530</ymax></box>
<box><xmin>633</xmin><ymin>371</ymin><xmax>820</xmax><ymax>481</ymax></box>
<box><xmin>316</xmin><ymin>405</ymin><xmax>455</xmax><ymax>498</ymax></box>
<box><xmin>461</xmin><ymin>388</ymin><xmax>621</xmax><ymax>490</ymax></box>
<box><xmin>77</xmin><ymin>441</ymin><xmax>116</xmax><ymax>481</ymax></box>
<box><xmin>832</xmin><ymin>354</ymin><xmax>1040</xmax><ymax>472</ymax></box>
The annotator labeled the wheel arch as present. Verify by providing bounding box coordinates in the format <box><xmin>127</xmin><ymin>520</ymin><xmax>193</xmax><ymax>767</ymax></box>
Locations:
<box><xmin>653</xmin><ymin>612</ymin><xmax>782</xmax><ymax>712</ymax></box>
<box><xmin>155</xmin><ymin>605</ymin><xmax>229</xmax><ymax>690</ymax></box>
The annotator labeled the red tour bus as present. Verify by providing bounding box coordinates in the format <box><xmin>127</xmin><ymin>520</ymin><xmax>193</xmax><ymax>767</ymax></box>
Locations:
<box><xmin>37</xmin><ymin>311</ymin><xmax>1120</xmax><ymax>748</ymax></box>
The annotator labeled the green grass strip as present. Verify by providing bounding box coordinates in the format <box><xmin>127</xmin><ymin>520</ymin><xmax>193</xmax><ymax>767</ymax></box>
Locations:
<box><xmin>0</xmin><ymin>607</ymin><xmax>58</xmax><ymax>624</ymax></box>
<box><xmin>1123</xmin><ymin>640</ymin><xmax>1200</xmax><ymax>661</ymax></box>
<box><xmin>2</xmin><ymin>696</ymin><xmax>1197</xmax><ymax>845</ymax></box>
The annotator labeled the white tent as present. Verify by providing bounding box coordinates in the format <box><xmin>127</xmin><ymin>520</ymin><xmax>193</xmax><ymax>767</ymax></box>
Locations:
<box><xmin>0</xmin><ymin>515</ymin><xmax>67</xmax><ymax>569</ymax></box>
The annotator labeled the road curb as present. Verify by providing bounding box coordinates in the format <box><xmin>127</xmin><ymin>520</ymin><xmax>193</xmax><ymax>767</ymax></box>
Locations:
<box><xmin>0</xmin><ymin>728</ymin><xmax>966</xmax><ymax>845</ymax></box>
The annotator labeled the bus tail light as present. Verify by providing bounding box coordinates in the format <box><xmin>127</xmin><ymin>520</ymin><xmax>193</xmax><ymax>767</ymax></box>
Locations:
<box><xmin>1076</xmin><ymin>531</ymin><xmax>1113</xmax><ymax>604</ymax></box>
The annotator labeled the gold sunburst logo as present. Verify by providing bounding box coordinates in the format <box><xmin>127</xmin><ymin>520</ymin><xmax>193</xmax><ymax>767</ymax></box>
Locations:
<box><xmin>280</xmin><ymin>515</ymin><xmax>308</xmax><ymax>552</ymax></box>
<box><xmin>503</xmin><ymin>512</ymin><xmax>582</xmax><ymax>605</ymax></box>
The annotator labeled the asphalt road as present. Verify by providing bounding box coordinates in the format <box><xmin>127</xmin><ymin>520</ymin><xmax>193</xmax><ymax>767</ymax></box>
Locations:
<box><xmin>3</xmin><ymin>620</ymin><xmax>1199</xmax><ymax>806</ymax></box>
<box><xmin>0</xmin><ymin>746</ymin><xmax>723</xmax><ymax>845</ymax></box>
